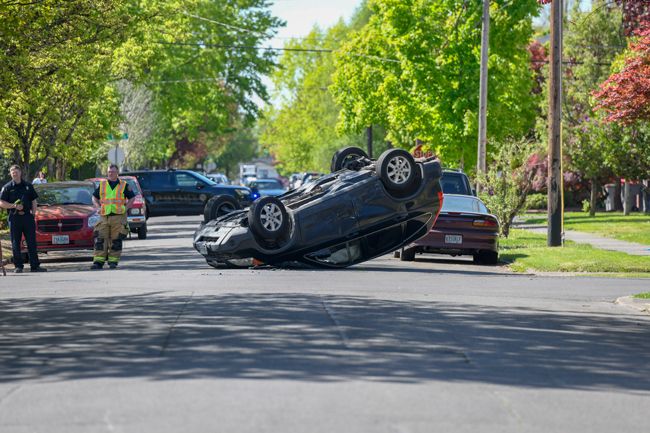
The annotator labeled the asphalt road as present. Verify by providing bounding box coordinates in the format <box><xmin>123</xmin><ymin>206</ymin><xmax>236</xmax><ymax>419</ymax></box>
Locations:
<box><xmin>1</xmin><ymin>215</ymin><xmax>649</xmax><ymax>433</ymax></box>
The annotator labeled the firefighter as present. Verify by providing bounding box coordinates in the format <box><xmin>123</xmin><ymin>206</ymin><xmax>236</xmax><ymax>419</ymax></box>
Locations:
<box><xmin>91</xmin><ymin>164</ymin><xmax>136</xmax><ymax>269</ymax></box>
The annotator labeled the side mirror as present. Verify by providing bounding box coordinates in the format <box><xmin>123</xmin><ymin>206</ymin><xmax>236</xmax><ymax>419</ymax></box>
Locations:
<box><xmin>195</xmin><ymin>182</ymin><xmax>205</xmax><ymax>190</ymax></box>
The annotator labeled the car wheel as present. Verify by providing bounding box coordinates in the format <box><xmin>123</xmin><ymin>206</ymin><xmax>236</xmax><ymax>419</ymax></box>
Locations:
<box><xmin>377</xmin><ymin>148</ymin><xmax>421</xmax><ymax>195</ymax></box>
<box><xmin>330</xmin><ymin>146</ymin><xmax>369</xmax><ymax>172</ymax></box>
<box><xmin>203</xmin><ymin>195</ymin><xmax>240</xmax><ymax>222</ymax></box>
<box><xmin>400</xmin><ymin>246</ymin><xmax>416</xmax><ymax>261</ymax></box>
<box><xmin>137</xmin><ymin>224</ymin><xmax>147</xmax><ymax>240</ymax></box>
<box><xmin>248</xmin><ymin>196</ymin><xmax>290</xmax><ymax>242</ymax></box>
<box><xmin>474</xmin><ymin>250</ymin><xmax>498</xmax><ymax>265</ymax></box>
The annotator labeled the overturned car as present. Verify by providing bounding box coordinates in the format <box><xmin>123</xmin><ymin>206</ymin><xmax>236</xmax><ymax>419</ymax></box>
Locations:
<box><xmin>193</xmin><ymin>147</ymin><xmax>443</xmax><ymax>268</ymax></box>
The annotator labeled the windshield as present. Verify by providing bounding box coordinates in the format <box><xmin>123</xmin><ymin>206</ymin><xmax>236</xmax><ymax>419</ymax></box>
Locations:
<box><xmin>442</xmin><ymin>196</ymin><xmax>488</xmax><ymax>214</ymax></box>
<box><xmin>440</xmin><ymin>173</ymin><xmax>471</xmax><ymax>195</ymax></box>
<box><xmin>251</xmin><ymin>180</ymin><xmax>283</xmax><ymax>190</ymax></box>
<box><xmin>35</xmin><ymin>185</ymin><xmax>95</xmax><ymax>206</ymax></box>
<box><xmin>124</xmin><ymin>178</ymin><xmax>142</xmax><ymax>195</ymax></box>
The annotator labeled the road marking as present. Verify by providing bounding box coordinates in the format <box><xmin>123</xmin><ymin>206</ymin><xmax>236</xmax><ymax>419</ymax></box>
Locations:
<box><xmin>321</xmin><ymin>298</ymin><xmax>351</xmax><ymax>349</ymax></box>
<box><xmin>159</xmin><ymin>291</ymin><xmax>194</xmax><ymax>356</ymax></box>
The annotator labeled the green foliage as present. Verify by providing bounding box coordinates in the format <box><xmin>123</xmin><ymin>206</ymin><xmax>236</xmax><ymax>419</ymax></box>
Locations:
<box><xmin>476</xmin><ymin>139</ymin><xmax>541</xmax><ymax>237</ymax></box>
<box><xmin>525</xmin><ymin>193</ymin><xmax>547</xmax><ymax>210</ymax></box>
<box><xmin>260</xmin><ymin>6</ymin><xmax>388</xmax><ymax>174</ymax></box>
<box><xmin>634</xmin><ymin>292</ymin><xmax>650</xmax><ymax>299</ymax></box>
<box><xmin>332</xmin><ymin>0</ymin><xmax>541</xmax><ymax>169</ymax></box>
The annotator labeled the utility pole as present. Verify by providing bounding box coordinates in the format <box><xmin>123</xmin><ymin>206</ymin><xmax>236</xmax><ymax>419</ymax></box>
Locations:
<box><xmin>476</xmin><ymin>0</ymin><xmax>489</xmax><ymax>191</ymax></box>
<box><xmin>547</xmin><ymin>0</ymin><xmax>563</xmax><ymax>246</ymax></box>
<box><xmin>366</xmin><ymin>126</ymin><xmax>373</xmax><ymax>158</ymax></box>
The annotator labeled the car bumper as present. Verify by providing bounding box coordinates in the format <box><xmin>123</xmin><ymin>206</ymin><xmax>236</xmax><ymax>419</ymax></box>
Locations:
<box><xmin>412</xmin><ymin>228</ymin><xmax>498</xmax><ymax>253</ymax></box>
<box><xmin>128</xmin><ymin>216</ymin><xmax>146</xmax><ymax>229</ymax></box>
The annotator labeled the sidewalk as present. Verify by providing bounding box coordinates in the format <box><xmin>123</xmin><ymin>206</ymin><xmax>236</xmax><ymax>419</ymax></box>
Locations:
<box><xmin>515</xmin><ymin>223</ymin><xmax>650</xmax><ymax>256</ymax></box>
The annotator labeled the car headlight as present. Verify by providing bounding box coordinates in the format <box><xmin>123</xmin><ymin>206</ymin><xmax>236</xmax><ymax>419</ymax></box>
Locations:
<box><xmin>88</xmin><ymin>215</ymin><xmax>101</xmax><ymax>228</ymax></box>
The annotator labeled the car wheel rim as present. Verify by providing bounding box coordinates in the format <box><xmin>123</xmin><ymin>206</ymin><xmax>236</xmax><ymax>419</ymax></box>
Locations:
<box><xmin>387</xmin><ymin>156</ymin><xmax>412</xmax><ymax>184</ymax></box>
<box><xmin>260</xmin><ymin>203</ymin><xmax>283</xmax><ymax>232</ymax></box>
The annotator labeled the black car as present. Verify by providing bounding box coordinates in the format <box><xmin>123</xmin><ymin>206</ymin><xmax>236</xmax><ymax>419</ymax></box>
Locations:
<box><xmin>441</xmin><ymin>169</ymin><xmax>474</xmax><ymax>196</ymax></box>
<box><xmin>193</xmin><ymin>147</ymin><xmax>443</xmax><ymax>268</ymax></box>
<box><xmin>122</xmin><ymin>169</ymin><xmax>251</xmax><ymax>218</ymax></box>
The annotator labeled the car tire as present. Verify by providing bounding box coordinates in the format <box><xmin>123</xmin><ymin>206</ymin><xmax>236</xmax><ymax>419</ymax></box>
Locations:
<box><xmin>248</xmin><ymin>196</ymin><xmax>290</xmax><ymax>242</ymax></box>
<box><xmin>203</xmin><ymin>195</ymin><xmax>240</xmax><ymax>222</ymax></box>
<box><xmin>473</xmin><ymin>250</ymin><xmax>498</xmax><ymax>265</ymax></box>
<box><xmin>137</xmin><ymin>224</ymin><xmax>147</xmax><ymax>240</ymax></box>
<box><xmin>330</xmin><ymin>146</ymin><xmax>369</xmax><ymax>172</ymax></box>
<box><xmin>377</xmin><ymin>148</ymin><xmax>421</xmax><ymax>195</ymax></box>
<box><xmin>400</xmin><ymin>247</ymin><xmax>417</xmax><ymax>261</ymax></box>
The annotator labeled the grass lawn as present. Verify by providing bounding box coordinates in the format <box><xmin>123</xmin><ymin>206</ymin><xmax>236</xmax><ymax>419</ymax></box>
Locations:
<box><xmin>500</xmin><ymin>229</ymin><xmax>650</xmax><ymax>275</ymax></box>
<box><xmin>520</xmin><ymin>212</ymin><xmax>650</xmax><ymax>246</ymax></box>
<box><xmin>634</xmin><ymin>292</ymin><xmax>650</xmax><ymax>299</ymax></box>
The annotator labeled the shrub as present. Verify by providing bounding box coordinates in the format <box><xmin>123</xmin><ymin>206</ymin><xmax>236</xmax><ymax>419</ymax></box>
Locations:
<box><xmin>526</xmin><ymin>193</ymin><xmax>547</xmax><ymax>210</ymax></box>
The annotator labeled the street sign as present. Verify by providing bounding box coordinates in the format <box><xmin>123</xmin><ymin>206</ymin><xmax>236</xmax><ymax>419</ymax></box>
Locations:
<box><xmin>412</xmin><ymin>144</ymin><xmax>434</xmax><ymax>159</ymax></box>
<box><xmin>107</xmin><ymin>146</ymin><xmax>125</xmax><ymax>166</ymax></box>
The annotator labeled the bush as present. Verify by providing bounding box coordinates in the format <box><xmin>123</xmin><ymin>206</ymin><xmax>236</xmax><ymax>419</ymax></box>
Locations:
<box><xmin>526</xmin><ymin>193</ymin><xmax>547</xmax><ymax>210</ymax></box>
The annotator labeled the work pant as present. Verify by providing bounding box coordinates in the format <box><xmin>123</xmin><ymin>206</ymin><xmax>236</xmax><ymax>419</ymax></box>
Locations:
<box><xmin>9</xmin><ymin>213</ymin><xmax>40</xmax><ymax>269</ymax></box>
<box><xmin>93</xmin><ymin>214</ymin><xmax>129</xmax><ymax>264</ymax></box>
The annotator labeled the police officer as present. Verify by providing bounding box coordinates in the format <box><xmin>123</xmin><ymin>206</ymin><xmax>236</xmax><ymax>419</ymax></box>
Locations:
<box><xmin>0</xmin><ymin>165</ymin><xmax>47</xmax><ymax>273</ymax></box>
<box><xmin>91</xmin><ymin>164</ymin><xmax>135</xmax><ymax>269</ymax></box>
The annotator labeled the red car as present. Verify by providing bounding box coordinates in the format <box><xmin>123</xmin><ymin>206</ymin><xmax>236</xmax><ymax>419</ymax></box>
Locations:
<box><xmin>87</xmin><ymin>175</ymin><xmax>148</xmax><ymax>239</ymax></box>
<box><xmin>399</xmin><ymin>194</ymin><xmax>499</xmax><ymax>265</ymax></box>
<box><xmin>20</xmin><ymin>181</ymin><xmax>99</xmax><ymax>259</ymax></box>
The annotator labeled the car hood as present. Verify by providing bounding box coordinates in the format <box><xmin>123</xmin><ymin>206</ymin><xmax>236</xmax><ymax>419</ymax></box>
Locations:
<box><xmin>36</xmin><ymin>204</ymin><xmax>97</xmax><ymax>219</ymax></box>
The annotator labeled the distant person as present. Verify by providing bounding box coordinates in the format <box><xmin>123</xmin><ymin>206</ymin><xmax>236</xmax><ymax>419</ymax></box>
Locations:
<box><xmin>32</xmin><ymin>171</ymin><xmax>47</xmax><ymax>184</ymax></box>
<box><xmin>91</xmin><ymin>164</ymin><xmax>135</xmax><ymax>270</ymax></box>
<box><xmin>0</xmin><ymin>165</ymin><xmax>47</xmax><ymax>273</ymax></box>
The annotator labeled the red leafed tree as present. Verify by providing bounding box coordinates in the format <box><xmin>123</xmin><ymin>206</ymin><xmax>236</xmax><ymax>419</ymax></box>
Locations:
<box><xmin>616</xmin><ymin>0</ymin><xmax>650</xmax><ymax>36</ymax></box>
<box><xmin>594</xmin><ymin>28</ymin><xmax>650</xmax><ymax>124</ymax></box>
<box><xmin>528</xmin><ymin>40</ymin><xmax>548</xmax><ymax>94</ymax></box>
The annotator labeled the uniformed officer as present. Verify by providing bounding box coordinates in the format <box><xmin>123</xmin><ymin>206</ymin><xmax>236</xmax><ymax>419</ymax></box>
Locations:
<box><xmin>0</xmin><ymin>165</ymin><xmax>47</xmax><ymax>273</ymax></box>
<box><xmin>91</xmin><ymin>164</ymin><xmax>135</xmax><ymax>269</ymax></box>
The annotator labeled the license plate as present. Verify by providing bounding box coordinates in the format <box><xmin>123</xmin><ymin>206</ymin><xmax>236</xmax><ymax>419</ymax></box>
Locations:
<box><xmin>52</xmin><ymin>235</ymin><xmax>70</xmax><ymax>245</ymax></box>
<box><xmin>444</xmin><ymin>234</ymin><xmax>463</xmax><ymax>244</ymax></box>
<box><xmin>198</xmin><ymin>243</ymin><xmax>208</xmax><ymax>255</ymax></box>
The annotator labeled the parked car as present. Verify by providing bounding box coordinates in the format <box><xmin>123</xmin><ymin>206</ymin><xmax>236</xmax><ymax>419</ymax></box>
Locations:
<box><xmin>249</xmin><ymin>178</ymin><xmax>287</xmax><ymax>199</ymax></box>
<box><xmin>399</xmin><ymin>194</ymin><xmax>499</xmax><ymax>264</ymax></box>
<box><xmin>194</xmin><ymin>147</ymin><xmax>443</xmax><ymax>268</ymax></box>
<box><xmin>87</xmin><ymin>175</ymin><xmax>148</xmax><ymax>239</ymax></box>
<box><xmin>121</xmin><ymin>169</ymin><xmax>251</xmax><ymax>218</ymax></box>
<box><xmin>21</xmin><ymin>181</ymin><xmax>99</xmax><ymax>259</ymax></box>
<box><xmin>440</xmin><ymin>169</ymin><xmax>474</xmax><ymax>196</ymax></box>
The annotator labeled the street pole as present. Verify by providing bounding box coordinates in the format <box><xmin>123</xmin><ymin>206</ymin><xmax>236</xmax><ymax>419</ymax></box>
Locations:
<box><xmin>547</xmin><ymin>0</ymin><xmax>563</xmax><ymax>246</ymax></box>
<box><xmin>366</xmin><ymin>126</ymin><xmax>373</xmax><ymax>158</ymax></box>
<box><xmin>477</xmin><ymin>0</ymin><xmax>489</xmax><ymax>192</ymax></box>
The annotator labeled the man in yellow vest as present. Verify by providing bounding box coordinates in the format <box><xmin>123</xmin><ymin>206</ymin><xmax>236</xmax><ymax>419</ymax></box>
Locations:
<box><xmin>91</xmin><ymin>164</ymin><xmax>136</xmax><ymax>269</ymax></box>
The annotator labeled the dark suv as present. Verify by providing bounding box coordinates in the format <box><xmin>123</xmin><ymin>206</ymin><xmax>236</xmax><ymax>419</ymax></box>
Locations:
<box><xmin>440</xmin><ymin>169</ymin><xmax>474</xmax><ymax>196</ymax></box>
<box><xmin>122</xmin><ymin>169</ymin><xmax>251</xmax><ymax>217</ymax></box>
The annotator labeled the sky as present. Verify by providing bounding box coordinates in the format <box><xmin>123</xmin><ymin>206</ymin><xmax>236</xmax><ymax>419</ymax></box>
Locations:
<box><xmin>268</xmin><ymin>0</ymin><xmax>362</xmax><ymax>45</ymax></box>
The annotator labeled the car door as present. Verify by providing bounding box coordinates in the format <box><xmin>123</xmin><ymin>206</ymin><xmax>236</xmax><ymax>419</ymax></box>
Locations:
<box><xmin>140</xmin><ymin>172</ymin><xmax>175</xmax><ymax>216</ymax></box>
<box><xmin>171</xmin><ymin>172</ymin><xmax>206</xmax><ymax>214</ymax></box>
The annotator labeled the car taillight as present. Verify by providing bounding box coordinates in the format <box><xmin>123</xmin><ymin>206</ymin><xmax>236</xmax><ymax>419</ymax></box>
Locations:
<box><xmin>473</xmin><ymin>218</ymin><xmax>498</xmax><ymax>227</ymax></box>
<box><xmin>134</xmin><ymin>195</ymin><xmax>144</xmax><ymax>205</ymax></box>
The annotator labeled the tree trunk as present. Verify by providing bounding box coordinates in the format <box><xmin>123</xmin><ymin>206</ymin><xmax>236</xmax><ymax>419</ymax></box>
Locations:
<box><xmin>643</xmin><ymin>180</ymin><xmax>649</xmax><ymax>214</ymax></box>
<box><xmin>613</xmin><ymin>178</ymin><xmax>623</xmax><ymax>211</ymax></box>
<box><xmin>623</xmin><ymin>179</ymin><xmax>631</xmax><ymax>216</ymax></box>
<box><xmin>589</xmin><ymin>177</ymin><xmax>598</xmax><ymax>217</ymax></box>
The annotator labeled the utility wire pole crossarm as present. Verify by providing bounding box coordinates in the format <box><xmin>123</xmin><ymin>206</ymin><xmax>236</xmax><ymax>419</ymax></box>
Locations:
<box><xmin>477</xmin><ymin>0</ymin><xmax>490</xmax><ymax>191</ymax></box>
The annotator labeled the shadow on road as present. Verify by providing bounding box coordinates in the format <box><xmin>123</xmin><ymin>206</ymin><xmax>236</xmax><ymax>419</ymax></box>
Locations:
<box><xmin>1</xmin><ymin>293</ymin><xmax>649</xmax><ymax>392</ymax></box>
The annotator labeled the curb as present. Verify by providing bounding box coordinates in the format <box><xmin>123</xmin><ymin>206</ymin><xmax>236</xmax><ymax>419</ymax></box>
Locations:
<box><xmin>615</xmin><ymin>296</ymin><xmax>650</xmax><ymax>314</ymax></box>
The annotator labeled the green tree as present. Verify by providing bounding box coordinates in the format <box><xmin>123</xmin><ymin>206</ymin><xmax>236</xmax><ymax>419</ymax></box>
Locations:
<box><xmin>562</xmin><ymin>1</ymin><xmax>626</xmax><ymax>215</ymax></box>
<box><xmin>260</xmin><ymin>4</ymin><xmax>389</xmax><ymax>174</ymax></box>
<box><xmin>332</xmin><ymin>0</ymin><xmax>541</xmax><ymax>170</ymax></box>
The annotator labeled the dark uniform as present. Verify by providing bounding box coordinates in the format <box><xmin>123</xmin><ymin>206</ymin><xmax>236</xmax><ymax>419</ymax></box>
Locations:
<box><xmin>1</xmin><ymin>180</ymin><xmax>40</xmax><ymax>270</ymax></box>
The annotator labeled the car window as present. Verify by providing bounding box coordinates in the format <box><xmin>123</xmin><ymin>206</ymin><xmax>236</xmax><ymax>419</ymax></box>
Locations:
<box><xmin>187</xmin><ymin>171</ymin><xmax>217</xmax><ymax>186</ymax></box>
<box><xmin>175</xmin><ymin>173</ymin><xmax>200</xmax><ymax>187</ymax></box>
<box><xmin>35</xmin><ymin>185</ymin><xmax>95</xmax><ymax>206</ymax></box>
<box><xmin>123</xmin><ymin>178</ymin><xmax>141</xmax><ymax>194</ymax></box>
<box><xmin>442</xmin><ymin>196</ymin><xmax>488</xmax><ymax>213</ymax></box>
<box><xmin>440</xmin><ymin>173</ymin><xmax>471</xmax><ymax>195</ymax></box>
<box><xmin>147</xmin><ymin>173</ymin><xmax>173</xmax><ymax>188</ymax></box>
<box><xmin>252</xmin><ymin>180</ymin><xmax>283</xmax><ymax>190</ymax></box>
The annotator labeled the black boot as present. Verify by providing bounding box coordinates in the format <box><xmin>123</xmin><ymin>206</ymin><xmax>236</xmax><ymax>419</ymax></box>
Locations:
<box><xmin>90</xmin><ymin>262</ymin><xmax>104</xmax><ymax>270</ymax></box>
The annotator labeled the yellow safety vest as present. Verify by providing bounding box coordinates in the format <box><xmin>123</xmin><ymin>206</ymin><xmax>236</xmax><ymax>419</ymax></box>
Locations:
<box><xmin>100</xmin><ymin>179</ymin><xmax>127</xmax><ymax>216</ymax></box>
